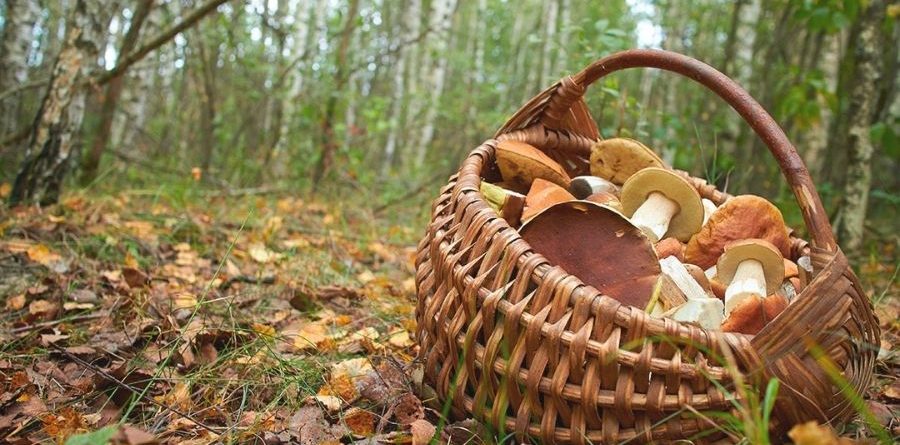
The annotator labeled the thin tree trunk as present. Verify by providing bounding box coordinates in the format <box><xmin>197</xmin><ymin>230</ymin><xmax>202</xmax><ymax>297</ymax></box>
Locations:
<box><xmin>414</xmin><ymin>0</ymin><xmax>457</xmax><ymax>168</ymax></box>
<box><xmin>80</xmin><ymin>0</ymin><xmax>154</xmax><ymax>185</ymax></box>
<box><xmin>538</xmin><ymin>0</ymin><xmax>558</xmax><ymax>87</ymax></box>
<box><xmin>312</xmin><ymin>0</ymin><xmax>360</xmax><ymax>190</ymax></box>
<box><xmin>382</xmin><ymin>0</ymin><xmax>420</xmax><ymax>174</ymax></box>
<box><xmin>0</xmin><ymin>0</ymin><xmax>41</xmax><ymax>136</ymax></box>
<box><xmin>834</xmin><ymin>0</ymin><xmax>888</xmax><ymax>257</ymax></box>
<box><xmin>196</xmin><ymin>34</ymin><xmax>218</xmax><ymax>173</ymax></box>
<box><xmin>10</xmin><ymin>0</ymin><xmax>104</xmax><ymax>205</ymax></box>
<box><xmin>271</xmin><ymin>0</ymin><xmax>313</xmax><ymax>175</ymax></box>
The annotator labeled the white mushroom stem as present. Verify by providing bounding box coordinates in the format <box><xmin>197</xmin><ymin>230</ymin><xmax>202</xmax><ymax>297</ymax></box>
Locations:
<box><xmin>630</xmin><ymin>192</ymin><xmax>679</xmax><ymax>242</ymax></box>
<box><xmin>724</xmin><ymin>259</ymin><xmax>768</xmax><ymax>315</ymax></box>
<box><xmin>702</xmin><ymin>198</ymin><xmax>717</xmax><ymax>225</ymax></box>
<box><xmin>669</xmin><ymin>298</ymin><xmax>724</xmax><ymax>330</ymax></box>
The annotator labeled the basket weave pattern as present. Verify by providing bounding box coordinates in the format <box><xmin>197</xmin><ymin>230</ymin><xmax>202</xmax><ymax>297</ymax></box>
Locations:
<box><xmin>414</xmin><ymin>50</ymin><xmax>880</xmax><ymax>443</ymax></box>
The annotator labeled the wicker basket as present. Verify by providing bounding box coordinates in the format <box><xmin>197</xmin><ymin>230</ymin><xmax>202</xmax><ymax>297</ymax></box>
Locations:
<box><xmin>413</xmin><ymin>50</ymin><xmax>881</xmax><ymax>443</ymax></box>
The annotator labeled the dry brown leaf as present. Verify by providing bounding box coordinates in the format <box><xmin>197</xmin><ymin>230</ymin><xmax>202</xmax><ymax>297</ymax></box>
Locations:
<box><xmin>29</xmin><ymin>299</ymin><xmax>58</xmax><ymax>318</ymax></box>
<box><xmin>26</xmin><ymin>244</ymin><xmax>61</xmax><ymax>266</ymax></box>
<box><xmin>787</xmin><ymin>421</ymin><xmax>856</xmax><ymax>445</ymax></box>
<box><xmin>883</xmin><ymin>381</ymin><xmax>900</xmax><ymax>401</ymax></box>
<box><xmin>393</xmin><ymin>392</ymin><xmax>424</xmax><ymax>425</ymax></box>
<box><xmin>6</xmin><ymin>294</ymin><xmax>26</xmax><ymax>310</ymax></box>
<box><xmin>342</xmin><ymin>407</ymin><xmax>375</xmax><ymax>437</ymax></box>
<box><xmin>409</xmin><ymin>419</ymin><xmax>436</xmax><ymax>445</ymax></box>
<box><xmin>111</xmin><ymin>424</ymin><xmax>159</xmax><ymax>445</ymax></box>
<box><xmin>122</xmin><ymin>267</ymin><xmax>149</xmax><ymax>288</ymax></box>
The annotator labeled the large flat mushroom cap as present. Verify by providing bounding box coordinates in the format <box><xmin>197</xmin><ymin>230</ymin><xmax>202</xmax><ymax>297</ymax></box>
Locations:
<box><xmin>620</xmin><ymin>167</ymin><xmax>704</xmax><ymax>242</ymax></box>
<box><xmin>685</xmin><ymin>195</ymin><xmax>792</xmax><ymax>269</ymax></box>
<box><xmin>519</xmin><ymin>201</ymin><xmax>660</xmax><ymax>309</ymax></box>
<box><xmin>716</xmin><ymin>239</ymin><xmax>785</xmax><ymax>296</ymax></box>
<box><xmin>495</xmin><ymin>140</ymin><xmax>571</xmax><ymax>192</ymax></box>
<box><xmin>590</xmin><ymin>138</ymin><xmax>665</xmax><ymax>185</ymax></box>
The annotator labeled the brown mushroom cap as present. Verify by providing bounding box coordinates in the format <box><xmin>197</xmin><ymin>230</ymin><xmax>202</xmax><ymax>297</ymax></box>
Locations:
<box><xmin>522</xmin><ymin>178</ymin><xmax>575</xmax><ymax>221</ymax></box>
<box><xmin>621</xmin><ymin>168</ymin><xmax>704</xmax><ymax>242</ymax></box>
<box><xmin>495</xmin><ymin>140</ymin><xmax>570</xmax><ymax>192</ymax></box>
<box><xmin>655</xmin><ymin>237</ymin><xmax>685</xmax><ymax>261</ymax></box>
<box><xmin>589</xmin><ymin>138</ymin><xmax>665</xmax><ymax>185</ymax></box>
<box><xmin>685</xmin><ymin>195</ymin><xmax>792</xmax><ymax>269</ymax></box>
<box><xmin>519</xmin><ymin>201</ymin><xmax>660</xmax><ymax>309</ymax></box>
<box><xmin>721</xmin><ymin>293</ymin><xmax>788</xmax><ymax>335</ymax></box>
<box><xmin>684</xmin><ymin>263</ymin><xmax>711</xmax><ymax>292</ymax></box>
<box><xmin>716</xmin><ymin>239</ymin><xmax>785</xmax><ymax>296</ymax></box>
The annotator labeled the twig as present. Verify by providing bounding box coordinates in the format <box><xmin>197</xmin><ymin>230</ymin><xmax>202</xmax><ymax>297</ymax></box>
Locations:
<box><xmin>0</xmin><ymin>78</ymin><xmax>49</xmax><ymax>102</ymax></box>
<box><xmin>218</xmin><ymin>274</ymin><xmax>276</xmax><ymax>290</ymax></box>
<box><xmin>204</xmin><ymin>186</ymin><xmax>287</xmax><ymax>198</ymax></box>
<box><xmin>9</xmin><ymin>312</ymin><xmax>108</xmax><ymax>334</ymax></box>
<box><xmin>48</xmin><ymin>343</ymin><xmax>223</xmax><ymax>435</ymax></box>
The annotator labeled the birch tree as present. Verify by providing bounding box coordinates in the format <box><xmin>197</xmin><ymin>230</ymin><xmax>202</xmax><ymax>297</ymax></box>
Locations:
<box><xmin>382</xmin><ymin>0</ymin><xmax>420</xmax><ymax>173</ymax></box>
<box><xmin>414</xmin><ymin>0</ymin><xmax>457</xmax><ymax>168</ymax></box>
<box><xmin>10</xmin><ymin>0</ymin><xmax>105</xmax><ymax>205</ymax></box>
<box><xmin>0</xmin><ymin>0</ymin><xmax>41</xmax><ymax>136</ymax></box>
<box><xmin>834</xmin><ymin>0</ymin><xmax>888</xmax><ymax>257</ymax></box>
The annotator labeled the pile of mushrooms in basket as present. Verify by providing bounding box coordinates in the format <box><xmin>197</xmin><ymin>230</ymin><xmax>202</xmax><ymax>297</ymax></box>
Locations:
<box><xmin>482</xmin><ymin>137</ymin><xmax>812</xmax><ymax>334</ymax></box>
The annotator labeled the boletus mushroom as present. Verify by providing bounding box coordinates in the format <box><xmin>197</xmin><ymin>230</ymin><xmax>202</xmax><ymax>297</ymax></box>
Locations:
<box><xmin>716</xmin><ymin>239</ymin><xmax>785</xmax><ymax>316</ymax></box>
<box><xmin>655</xmin><ymin>237</ymin><xmax>685</xmax><ymax>261</ymax></box>
<box><xmin>522</xmin><ymin>178</ymin><xmax>576</xmax><ymax>222</ymax></box>
<box><xmin>620</xmin><ymin>167</ymin><xmax>704</xmax><ymax>243</ymax></box>
<box><xmin>721</xmin><ymin>293</ymin><xmax>789</xmax><ymax>335</ymax></box>
<box><xmin>590</xmin><ymin>138</ymin><xmax>666</xmax><ymax>185</ymax></box>
<box><xmin>480</xmin><ymin>181</ymin><xmax>525</xmax><ymax>227</ymax></box>
<box><xmin>584</xmin><ymin>191</ymin><xmax>623</xmax><ymax>212</ymax></box>
<box><xmin>569</xmin><ymin>176</ymin><xmax>619</xmax><ymax>199</ymax></box>
<box><xmin>685</xmin><ymin>195</ymin><xmax>791</xmax><ymax>269</ymax></box>
<box><xmin>656</xmin><ymin>257</ymin><xmax>724</xmax><ymax>330</ymax></box>
<box><xmin>495</xmin><ymin>140</ymin><xmax>570</xmax><ymax>193</ymax></box>
<box><xmin>519</xmin><ymin>201</ymin><xmax>660</xmax><ymax>309</ymax></box>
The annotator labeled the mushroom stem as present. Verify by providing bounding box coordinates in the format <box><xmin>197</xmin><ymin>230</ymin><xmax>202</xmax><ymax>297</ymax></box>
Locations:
<box><xmin>724</xmin><ymin>259</ymin><xmax>767</xmax><ymax>314</ymax></box>
<box><xmin>630</xmin><ymin>192</ymin><xmax>679</xmax><ymax>242</ymax></box>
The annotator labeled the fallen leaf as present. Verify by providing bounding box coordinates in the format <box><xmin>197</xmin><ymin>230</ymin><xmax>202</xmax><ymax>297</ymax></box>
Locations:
<box><xmin>393</xmin><ymin>392</ymin><xmax>424</xmax><ymax>425</ymax></box>
<box><xmin>313</xmin><ymin>394</ymin><xmax>343</xmax><ymax>412</ymax></box>
<box><xmin>26</xmin><ymin>244</ymin><xmax>61</xmax><ymax>266</ymax></box>
<box><xmin>787</xmin><ymin>421</ymin><xmax>856</xmax><ymax>445</ymax></box>
<box><xmin>409</xmin><ymin>419</ymin><xmax>436</xmax><ymax>445</ymax></box>
<box><xmin>249</xmin><ymin>243</ymin><xmax>278</xmax><ymax>264</ymax></box>
<box><xmin>342</xmin><ymin>407</ymin><xmax>375</xmax><ymax>437</ymax></box>
<box><xmin>29</xmin><ymin>299</ymin><xmax>58</xmax><ymax>318</ymax></box>
<box><xmin>122</xmin><ymin>268</ymin><xmax>149</xmax><ymax>288</ymax></box>
<box><xmin>883</xmin><ymin>381</ymin><xmax>900</xmax><ymax>401</ymax></box>
<box><xmin>6</xmin><ymin>294</ymin><xmax>26</xmax><ymax>310</ymax></box>
<box><xmin>388</xmin><ymin>329</ymin><xmax>413</xmax><ymax>348</ymax></box>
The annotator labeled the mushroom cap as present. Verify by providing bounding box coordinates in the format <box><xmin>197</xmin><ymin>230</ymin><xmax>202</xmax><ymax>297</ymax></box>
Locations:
<box><xmin>716</xmin><ymin>239</ymin><xmax>785</xmax><ymax>296</ymax></box>
<box><xmin>519</xmin><ymin>201</ymin><xmax>660</xmax><ymax>309</ymax></box>
<box><xmin>721</xmin><ymin>293</ymin><xmax>788</xmax><ymax>335</ymax></box>
<box><xmin>684</xmin><ymin>263</ymin><xmax>711</xmax><ymax>292</ymax></box>
<box><xmin>783</xmin><ymin>259</ymin><xmax>799</xmax><ymax>279</ymax></box>
<box><xmin>620</xmin><ymin>168</ymin><xmax>704</xmax><ymax>242</ymax></box>
<box><xmin>685</xmin><ymin>195</ymin><xmax>791</xmax><ymax>269</ymax></box>
<box><xmin>569</xmin><ymin>176</ymin><xmax>619</xmax><ymax>199</ymax></box>
<box><xmin>655</xmin><ymin>237</ymin><xmax>685</xmax><ymax>261</ymax></box>
<box><xmin>522</xmin><ymin>178</ymin><xmax>575</xmax><ymax>221</ymax></box>
<box><xmin>589</xmin><ymin>138</ymin><xmax>665</xmax><ymax>185</ymax></box>
<box><xmin>495</xmin><ymin>140</ymin><xmax>570</xmax><ymax>193</ymax></box>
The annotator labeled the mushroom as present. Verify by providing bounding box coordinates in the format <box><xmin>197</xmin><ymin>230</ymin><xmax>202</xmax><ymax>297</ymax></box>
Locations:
<box><xmin>656</xmin><ymin>256</ymin><xmax>724</xmax><ymax>329</ymax></box>
<box><xmin>590</xmin><ymin>138</ymin><xmax>666</xmax><ymax>185</ymax></box>
<box><xmin>655</xmin><ymin>237</ymin><xmax>685</xmax><ymax>261</ymax></box>
<box><xmin>721</xmin><ymin>293</ymin><xmax>789</xmax><ymax>335</ymax></box>
<box><xmin>584</xmin><ymin>191</ymin><xmax>622</xmax><ymax>212</ymax></box>
<box><xmin>495</xmin><ymin>140</ymin><xmax>570</xmax><ymax>193</ymax></box>
<box><xmin>569</xmin><ymin>176</ymin><xmax>619</xmax><ymax>199</ymax></box>
<box><xmin>685</xmin><ymin>195</ymin><xmax>791</xmax><ymax>269</ymax></box>
<box><xmin>519</xmin><ymin>201</ymin><xmax>660</xmax><ymax>309</ymax></box>
<box><xmin>480</xmin><ymin>182</ymin><xmax>525</xmax><ymax>227</ymax></box>
<box><xmin>620</xmin><ymin>167</ymin><xmax>704</xmax><ymax>243</ymax></box>
<box><xmin>521</xmin><ymin>178</ymin><xmax>575</xmax><ymax>221</ymax></box>
<box><xmin>702</xmin><ymin>198</ymin><xmax>718</xmax><ymax>226</ymax></box>
<box><xmin>716</xmin><ymin>239</ymin><xmax>785</xmax><ymax>316</ymax></box>
<box><xmin>684</xmin><ymin>263</ymin><xmax>712</xmax><ymax>296</ymax></box>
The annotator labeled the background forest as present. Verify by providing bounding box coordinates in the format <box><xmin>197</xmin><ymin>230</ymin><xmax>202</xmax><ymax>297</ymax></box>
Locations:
<box><xmin>0</xmin><ymin>0</ymin><xmax>898</xmax><ymax>444</ymax></box>
<box><xmin>1</xmin><ymin>0</ymin><xmax>898</xmax><ymax>258</ymax></box>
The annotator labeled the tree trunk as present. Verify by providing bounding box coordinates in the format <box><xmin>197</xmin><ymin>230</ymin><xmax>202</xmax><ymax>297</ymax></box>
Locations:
<box><xmin>80</xmin><ymin>0</ymin><xmax>154</xmax><ymax>185</ymax></box>
<box><xmin>414</xmin><ymin>0</ymin><xmax>457</xmax><ymax>168</ymax></box>
<box><xmin>311</xmin><ymin>0</ymin><xmax>360</xmax><ymax>190</ymax></box>
<box><xmin>196</xmin><ymin>34</ymin><xmax>218</xmax><ymax>174</ymax></box>
<box><xmin>0</xmin><ymin>0</ymin><xmax>41</xmax><ymax>136</ymax></box>
<box><xmin>10</xmin><ymin>0</ymin><xmax>104</xmax><ymax>206</ymax></box>
<box><xmin>382</xmin><ymin>0</ymin><xmax>421</xmax><ymax>174</ymax></box>
<box><xmin>271</xmin><ymin>0</ymin><xmax>314</xmax><ymax>175</ymax></box>
<box><xmin>833</xmin><ymin>0</ymin><xmax>888</xmax><ymax>257</ymax></box>
<box><xmin>538</xmin><ymin>0</ymin><xmax>559</xmax><ymax>87</ymax></box>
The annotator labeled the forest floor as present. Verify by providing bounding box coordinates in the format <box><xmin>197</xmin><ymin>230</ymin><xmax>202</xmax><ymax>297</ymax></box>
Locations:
<box><xmin>0</xmin><ymin>186</ymin><xmax>897</xmax><ymax>444</ymax></box>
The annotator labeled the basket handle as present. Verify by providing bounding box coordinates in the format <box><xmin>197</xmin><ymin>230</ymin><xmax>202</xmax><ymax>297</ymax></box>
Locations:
<box><xmin>554</xmin><ymin>49</ymin><xmax>836</xmax><ymax>252</ymax></box>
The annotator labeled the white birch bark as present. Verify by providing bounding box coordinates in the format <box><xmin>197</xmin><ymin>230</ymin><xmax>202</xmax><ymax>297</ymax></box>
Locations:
<box><xmin>382</xmin><ymin>0</ymin><xmax>421</xmax><ymax>173</ymax></box>
<box><xmin>114</xmin><ymin>3</ymin><xmax>164</xmax><ymax>150</ymax></box>
<box><xmin>414</xmin><ymin>0</ymin><xmax>457</xmax><ymax>168</ymax></box>
<box><xmin>0</xmin><ymin>0</ymin><xmax>41</xmax><ymax>135</ymax></box>
<box><xmin>271</xmin><ymin>0</ymin><xmax>314</xmax><ymax>173</ymax></box>
<box><xmin>538</xmin><ymin>0</ymin><xmax>558</xmax><ymax>87</ymax></box>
